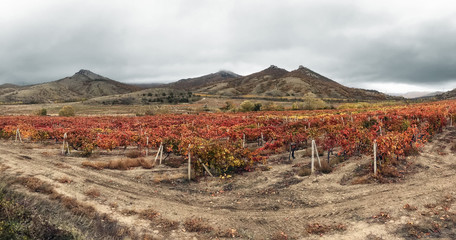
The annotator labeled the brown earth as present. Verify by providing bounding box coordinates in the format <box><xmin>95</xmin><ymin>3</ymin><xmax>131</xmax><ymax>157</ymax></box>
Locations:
<box><xmin>1</xmin><ymin>128</ymin><xmax>456</xmax><ymax>239</ymax></box>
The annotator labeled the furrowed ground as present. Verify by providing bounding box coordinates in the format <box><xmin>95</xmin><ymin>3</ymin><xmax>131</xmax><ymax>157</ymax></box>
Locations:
<box><xmin>1</xmin><ymin>125</ymin><xmax>456</xmax><ymax>239</ymax></box>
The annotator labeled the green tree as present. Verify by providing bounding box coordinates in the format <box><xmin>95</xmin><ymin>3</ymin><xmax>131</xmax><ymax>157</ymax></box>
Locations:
<box><xmin>58</xmin><ymin>106</ymin><xmax>75</xmax><ymax>117</ymax></box>
<box><xmin>37</xmin><ymin>108</ymin><xmax>47</xmax><ymax>116</ymax></box>
<box><xmin>239</xmin><ymin>100</ymin><xmax>255</xmax><ymax>112</ymax></box>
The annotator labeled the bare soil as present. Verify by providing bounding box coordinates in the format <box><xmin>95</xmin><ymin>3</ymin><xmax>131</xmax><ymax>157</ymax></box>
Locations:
<box><xmin>1</xmin><ymin>128</ymin><xmax>456</xmax><ymax>239</ymax></box>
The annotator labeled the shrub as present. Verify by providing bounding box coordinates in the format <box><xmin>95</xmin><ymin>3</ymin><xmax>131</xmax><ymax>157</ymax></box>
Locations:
<box><xmin>126</xmin><ymin>150</ymin><xmax>141</xmax><ymax>158</ymax></box>
<box><xmin>253</xmin><ymin>103</ymin><xmax>262</xmax><ymax>111</ymax></box>
<box><xmin>184</xmin><ymin>217</ymin><xmax>214</xmax><ymax>233</ymax></box>
<box><xmin>37</xmin><ymin>108</ymin><xmax>47</xmax><ymax>116</ymax></box>
<box><xmin>139</xmin><ymin>209</ymin><xmax>160</xmax><ymax>221</ymax></box>
<box><xmin>239</xmin><ymin>100</ymin><xmax>255</xmax><ymax>112</ymax></box>
<box><xmin>297</xmin><ymin>167</ymin><xmax>311</xmax><ymax>176</ymax></box>
<box><xmin>262</xmin><ymin>102</ymin><xmax>285</xmax><ymax>111</ymax></box>
<box><xmin>317</xmin><ymin>160</ymin><xmax>333</xmax><ymax>174</ymax></box>
<box><xmin>302</xmin><ymin>94</ymin><xmax>328</xmax><ymax>110</ymax></box>
<box><xmin>82</xmin><ymin>158</ymin><xmax>155</xmax><ymax>170</ymax></box>
<box><xmin>292</xmin><ymin>102</ymin><xmax>304</xmax><ymax>110</ymax></box>
<box><xmin>84</xmin><ymin>188</ymin><xmax>101</xmax><ymax>198</ymax></box>
<box><xmin>17</xmin><ymin>177</ymin><xmax>55</xmax><ymax>195</ymax></box>
<box><xmin>58</xmin><ymin>106</ymin><xmax>75</xmax><ymax>117</ymax></box>
<box><xmin>220</xmin><ymin>101</ymin><xmax>234</xmax><ymax>111</ymax></box>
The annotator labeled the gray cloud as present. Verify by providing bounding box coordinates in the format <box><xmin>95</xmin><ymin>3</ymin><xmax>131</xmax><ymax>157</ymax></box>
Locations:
<box><xmin>1</xmin><ymin>0</ymin><xmax>456</xmax><ymax>93</ymax></box>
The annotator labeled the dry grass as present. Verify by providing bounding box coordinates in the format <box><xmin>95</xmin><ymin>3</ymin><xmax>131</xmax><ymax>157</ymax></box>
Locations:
<box><xmin>55</xmin><ymin>176</ymin><xmax>72</xmax><ymax>184</ymax></box>
<box><xmin>183</xmin><ymin>217</ymin><xmax>214</xmax><ymax>233</ymax></box>
<box><xmin>271</xmin><ymin>231</ymin><xmax>289</xmax><ymax>240</ymax></box>
<box><xmin>48</xmin><ymin>192</ymin><xmax>97</xmax><ymax>218</ymax></box>
<box><xmin>306</xmin><ymin>222</ymin><xmax>346</xmax><ymax>235</ymax></box>
<box><xmin>84</xmin><ymin>188</ymin><xmax>101</xmax><ymax>198</ymax></box>
<box><xmin>139</xmin><ymin>208</ymin><xmax>160</xmax><ymax>221</ymax></box>
<box><xmin>0</xmin><ymin>164</ymin><xmax>10</xmax><ymax>172</ymax></box>
<box><xmin>126</xmin><ymin>150</ymin><xmax>142</xmax><ymax>158</ymax></box>
<box><xmin>82</xmin><ymin>158</ymin><xmax>155</xmax><ymax>170</ymax></box>
<box><xmin>153</xmin><ymin>217</ymin><xmax>179</xmax><ymax>232</ymax></box>
<box><xmin>317</xmin><ymin>160</ymin><xmax>333</xmax><ymax>174</ymax></box>
<box><xmin>121</xmin><ymin>209</ymin><xmax>138</xmax><ymax>216</ymax></box>
<box><xmin>403</xmin><ymin>203</ymin><xmax>418</xmax><ymax>211</ymax></box>
<box><xmin>214</xmin><ymin>228</ymin><xmax>239</xmax><ymax>238</ymax></box>
<box><xmin>297</xmin><ymin>167</ymin><xmax>311</xmax><ymax>177</ymax></box>
<box><xmin>17</xmin><ymin>177</ymin><xmax>55</xmax><ymax>195</ymax></box>
<box><xmin>371</xmin><ymin>212</ymin><xmax>391</xmax><ymax>223</ymax></box>
<box><xmin>109</xmin><ymin>202</ymin><xmax>119</xmax><ymax>209</ymax></box>
<box><xmin>54</xmin><ymin>162</ymin><xmax>71</xmax><ymax>169</ymax></box>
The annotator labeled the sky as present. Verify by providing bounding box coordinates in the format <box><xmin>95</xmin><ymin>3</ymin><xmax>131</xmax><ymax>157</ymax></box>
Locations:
<box><xmin>1</xmin><ymin>0</ymin><xmax>456</xmax><ymax>94</ymax></box>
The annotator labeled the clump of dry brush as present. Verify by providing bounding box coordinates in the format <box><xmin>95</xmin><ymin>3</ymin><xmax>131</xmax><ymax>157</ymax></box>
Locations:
<box><xmin>82</xmin><ymin>158</ymin><xmax>155</xmax><ymax>170</ymax></box>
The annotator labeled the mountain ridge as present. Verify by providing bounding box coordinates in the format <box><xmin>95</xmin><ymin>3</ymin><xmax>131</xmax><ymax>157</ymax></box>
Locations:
<box><xmin>196</xmin><ymin>65</ymin><xmax>400</xmax><ymax>101</ymax></box>
<box><xmin>0</xmin><ymin>69</ymin><xmax>142</xmax><ymax>104</ymax></box>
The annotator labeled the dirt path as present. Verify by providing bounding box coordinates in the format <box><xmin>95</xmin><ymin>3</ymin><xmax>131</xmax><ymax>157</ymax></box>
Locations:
<box><xmin>1</xmin><ymin>128</ymin><xmax>456</xmax><ymax>239</ymax></box>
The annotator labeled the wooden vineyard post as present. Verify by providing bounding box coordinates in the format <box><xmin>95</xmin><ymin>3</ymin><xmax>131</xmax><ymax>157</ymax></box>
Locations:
<box><xmin>242</xmin><ymin>134</ymin><xmax>245</xmax><ymax>148</ymax></box>
<box><xmin>313</xmin><ymin>140</ymin><xmax>321</xmax><ymax>168</ymax></box>
<box><xmin>146</xmin><ymin>137</ymin><xmax>149</xmax><ymax>156</ymax></box>
<box><xmin>198</xmin><ymin>159</ymin><xmax>213</xmax><ymax>177</ymax></box>
<box><xmin>261</xmin><ymin>132</ymin><xmax>264</xmax><ymax>146</ymax></box>
<box><xmin>15</xmin><ymin>129</ymin><xmax>22</xmax><ymax>143</ymax></box>
<box><xmin>153</xmin><ymin>143</ymin><xmax>162</xmax><ymax>165</ymax></box>
<box><xmin>311</xmin><ymin>140</ymin><xmax>315</xmax><ymax>174</ymax></box>
<box><xmin>62</xmin><ymin>133</ymin><xmax>66</xmax><ymax>154</ymax></box>
<box><xmin>373</xmin><ymin>140</ymin><xmax>377</xmax><ymax>176</ymax></box>
<box><xmin>188</xmin><ymin>144</ymin><xmax>192</xmax><ymax>181</ymax></box>
<box><xmin>289</xmin><ymin>144</ymin><xmax>292</xmax><ymax>161</ymax></box>
<box><xmin>159</xmin><ymin>142</ymin><xmax>163</xmax><ymax>165</ymax></box>
<box><xmin>379</xmin><ymin>126</ymin><xmax>383</xmax><ymax>136</ymax></box>
<box><xmin>62</xmin><ymin>132</ymin><xmax>70</xmax><ymax>155</ymax></box>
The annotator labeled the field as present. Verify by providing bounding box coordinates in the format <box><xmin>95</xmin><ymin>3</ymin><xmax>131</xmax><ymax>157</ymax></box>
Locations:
<box><xmin>1</xmin><ymin>100</ymin><xmax>456</xmax><ymax>239</ymax></box>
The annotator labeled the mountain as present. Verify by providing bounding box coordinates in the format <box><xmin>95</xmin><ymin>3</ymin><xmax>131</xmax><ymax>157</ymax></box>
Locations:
<box><xmin>0</xmin><ymin>70</ymin><xmax>142</xmax><ymax>104</ymax></box>
<box><xmin>0</xmin><ymin>83</ymin><xmax>20</xmax><ymax>96</ymax></box>
<box><xmin>425</xmin><ymin>89</ymin><xmax>456</xmax><ymax>100</ymax></box>
<box><xmin>198</xmin><ymin>65</ymin><xmax>399</xmax><ymax>101</ymax></box>
<box><xmin>0</xmin><ymin>83</ymin><xmax>19</xmax><ymax>89</ymax></box>
<box><xmin>166</xmin><ymin>70</ymin><xmax>241</xmax><ymax>90</ymax></box>
<box><xmin>389</xmin><ymin>91</ymin><xmax>443</xmax><ymax>99</ymax></box>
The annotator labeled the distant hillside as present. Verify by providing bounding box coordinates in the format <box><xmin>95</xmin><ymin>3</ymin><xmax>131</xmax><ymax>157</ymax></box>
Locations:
<box><xmin>0</xmin><ymin>83</ymin><xmax>20</xmax><ymax>96</ymax></box>
<box><xmin>166</xmin><ymin>70</ymin><xmax>241</xmax><ymax>90</ymax></box>
<box><xmin>0</xmin><ymin>70</ymin><xmax>142</xmax><ymax>104</ymax></box>
<box><xmin>390</xmin><ymin>91</ymin><xmax>442</xmax><ymax>99</ymax></box>
<box><xmin>198</xmin><ymin>65</ymin><xmax>400</xmax><ymax>101</ymax></box>
<box><xmin>425</xmin><ymin>88</ymin><xmax>456</xmax><ymax>100</ymax></box>
<box><xmin>85</xmin><ymin>87</ymin><xmax>200</xmax><ymax>105</ymax></box>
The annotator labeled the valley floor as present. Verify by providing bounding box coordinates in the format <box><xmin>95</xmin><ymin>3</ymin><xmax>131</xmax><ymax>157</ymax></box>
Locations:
<box><xmin>1</xmin><ymin>127</ymin><xmax>456</xmax><ymax>239</ymax></box>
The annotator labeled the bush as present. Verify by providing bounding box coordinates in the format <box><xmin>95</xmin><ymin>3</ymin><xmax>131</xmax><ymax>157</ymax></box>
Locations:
<box><xmin>184</xmin><ymin>218</ymin><xmax>214</xmax><ymax>233</ymax></box>
<box><xmin>253</xmin><ymin>103</ymin><xmax>262</xmax><ymax>111</ymax></box>
<box><xmin>220</xmin><ymin>101</ymin><xmax>234</xmax><ymax>111</ymax></box>
<box><xmin>292</xmin><ymin>102</ymin><xmax>303</xmax><ymax>110</ymax></box>
<box><xmin>262</xmin><ymin>102</ymin><xmax>284</xmax><ymax>111</ymax></box>
<box><xmin>239</xmin><ymin>100</ymin><xmax>255</xmax><ymax>112</ymax></box>
<box><xmin>297</xmin><ymin>167</ymin><xmax>312</xmax><ymax>176</ymax></box>
<box><xmin>37</xmin><ymin>108</ymin><xmax>47</xmax><ymax>116</ymax></box>
<box><xmin>58</xmin><ymin>106</ymin><xmax>75</xmax><ymax>117</ymax></box>
<box><xmin>302</xmin><ymin>95</ymin><xmax>328</xmax><ymax>110</ymax></box>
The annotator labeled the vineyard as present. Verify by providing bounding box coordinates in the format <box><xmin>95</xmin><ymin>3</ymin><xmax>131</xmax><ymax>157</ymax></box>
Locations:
<box><xmin>1</xmin><ymin>100</ymin><xmax>455</xmax><ymax>179</ymax></box>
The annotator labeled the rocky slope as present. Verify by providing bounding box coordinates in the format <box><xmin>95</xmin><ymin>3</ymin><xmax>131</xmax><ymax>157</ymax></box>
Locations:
<box><xmin>0</xmin><ymin>70</ymin><xmax>142</xmax><ymax>104</ymax></box>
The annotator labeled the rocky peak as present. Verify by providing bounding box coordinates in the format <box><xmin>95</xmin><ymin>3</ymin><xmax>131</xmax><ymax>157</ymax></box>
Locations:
<box><xmin>295</xmin><ymin>65</ymin><xmax>320</xmax><ymax>78</ymax></box>
<box><xmin>217</xmin><ymin>70</ymin><xmax>241</xmax><ymax>78</ymax></box>
<box><xmin>73</xmin><ymin>69</ymin><xmax>107</xmax><ymax>80</ymax></box>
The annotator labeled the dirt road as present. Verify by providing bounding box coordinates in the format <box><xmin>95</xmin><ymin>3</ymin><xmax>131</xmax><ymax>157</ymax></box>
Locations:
<box><xmin>1</xmin><ymin>128</ymin><xmax>456</xmax><ymax>239</ymax></box>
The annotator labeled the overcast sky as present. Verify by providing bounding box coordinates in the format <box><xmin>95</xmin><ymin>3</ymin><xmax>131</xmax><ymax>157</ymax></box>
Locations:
<box><xmin>1</xmin><ymin>0</ymin><xmax>456</xmax><ymax>93</ymax></box>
